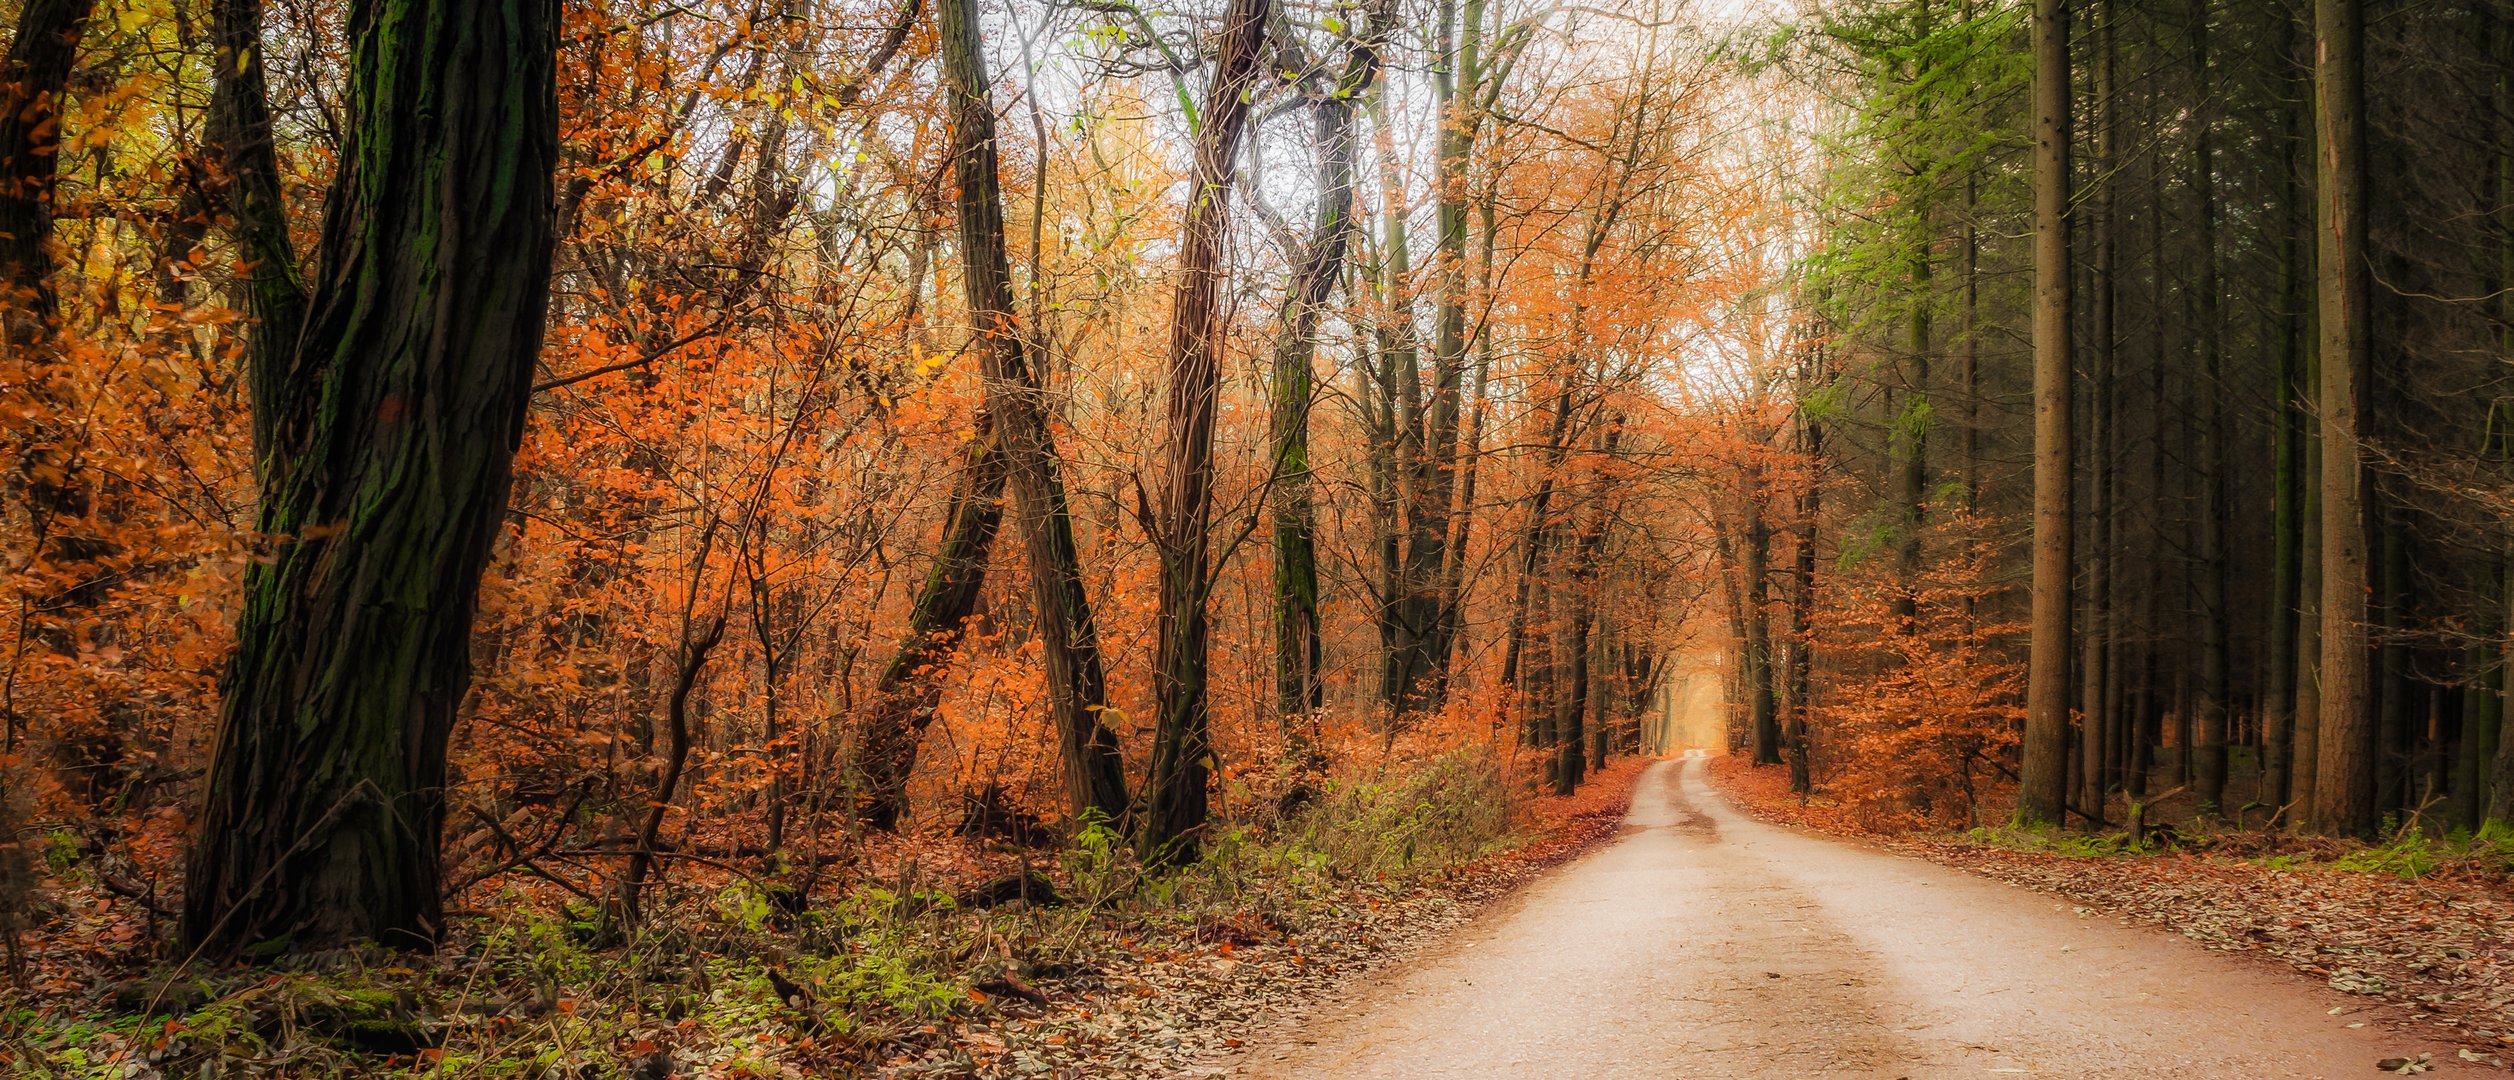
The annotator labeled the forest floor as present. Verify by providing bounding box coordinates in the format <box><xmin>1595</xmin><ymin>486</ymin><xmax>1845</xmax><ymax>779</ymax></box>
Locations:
<box><xmin>1710</xmin><ymin>754</ymin><xmax>2514</xmax><ymax>1071</ymax></box>
<box><xmin>1228</xmin><ymin>753</ymin><xmax>2489</xmax><ymax>1078</ymax></box>
<box><xmin>0</xmin><ymin>753</ymin><xmax>1652</xmax><ymax>1079</ymax></box>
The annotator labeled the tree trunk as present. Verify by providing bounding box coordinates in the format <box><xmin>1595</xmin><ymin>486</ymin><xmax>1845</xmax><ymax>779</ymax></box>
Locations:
<box><xmin>2191</xmin><ymin>0</ymin><xmax>2229</xmax><ymax>814</ymax></box>
<box><xmin>2263</xmin><ymin>0</ymin><xmax>2308</xmax><ymax>813</ymax></box>
<box><xmin>1745</xmin><ymin>447</ymin><xmax>1780</xmax><ymax>766</ymax></box>
<box><xmin>2018</xmin><ymin>0</ymin><xmax>2076</xmax><ymax>827</ymax></box>
<box><xmin>847</xmin><ymin>423</ymin><xmax>1006</xmax><ymax>830</ymax></box>
<box><xmin>1786</xmin><ymin>346</ymin><xmax>1823</xmax><ymax>795</ymax></box>
<box><xmin>209</xmin><ymin>0</ymin><xmax>310</xmax><ymax>472</ymax></box>
<box><xmin>1553</xmin><ymin>421</ymin><xmax>1623</xmax><ymax>795</ymax></box>
<box><xmin>2079</xmin><ymin>0</ymin><xmax>2115</xmax><ymax>819</ymax></box>
<box><xmin>2310</xmin><ymin>0</ymin><xmax>2375</xmax><ymax>837</ymax></box>
<box><xmin>1144</xmin><ymin>0</ymin><xmax>1271</xmax><ymax>864</ymax></box>
<box><xmin>1272</xmin><ymin>7</ymin><xmax>1391</xmax><ymax>783</ymax></box>
<box><xmin>937</xmin><ymin>0</ymin><xmax>1130</xmax><ymax>822</ymax></box>
<box><xmin>182</xmin><ymin>0</ymin><xmax>560</xmax><ymax>958</ymax></box>
<box><xmin>0</xmin><ymin>0</ymin><xmax>90</xmax><ymax>338</ymax></box>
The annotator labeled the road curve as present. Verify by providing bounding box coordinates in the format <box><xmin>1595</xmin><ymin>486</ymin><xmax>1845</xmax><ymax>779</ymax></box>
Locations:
<box><xmin>1227</xmin><ymin>753</ymin><xmax>2480</xmax><ymax>1079</ymax></box>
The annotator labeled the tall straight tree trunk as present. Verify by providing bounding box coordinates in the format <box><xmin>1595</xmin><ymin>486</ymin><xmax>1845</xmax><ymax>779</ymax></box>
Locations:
<box><xmin>182</xmin><ymin>0</ymin><xmax>560</xmax><ymax>957</ymax></box>
<box><xmin>2191</xmin><ymin>0</ymin><xmax>2230</xmax><ymax>813</ymax></box>
<box><xmin>1381</xmin><ymin>0</ymin><xmax>1489</xmax><ymax>716</ymax></box>
<box><xmin>2310</xmin><ymin>0</ymin><xmax>2375</xmax><ymax>837</ymax></box>
<box><xmin>937</xmin><ymin>0</ymin><xmax>1130</xmax><ymax>822</ymax></box>
<box><xmin>2079</xmin><ymin>0</ymin><xmax>2115</xmax><ymax>818</ymax></box>
<box><xmin>1553</xmin><ymin>420</ymin><xmax>1623</xmax><ymax>795</ymax></box>
<box><xmin>1786</xmin><ymin>356</ymin><xmax>1823</xmax><ymax>795</ymax></box>
<box><xmin>1144</xmin><ymin>0</ymin><xmax>1271</xmax><ymax>864</ymax></box>
<box><xmin>2263</xmin><ymin>0</ymin><xmax>2308</xmax><ymax>813</ymax></box>
<box><xmin>1745</xmin><ymin>445</ymin><xmax>1780</xmax><ymax>765</ymax></box>
<box><xmin>1271</xmin><ymin>11</ymin><xmax>1387</xmax><ymax>778</ymax></box>
<box><xmin>2018</xmin><ymin>0</ymin><xmax>2076</xmax><ymax>827</ymax></box>
<box><xmin>2487</xmin><ymin>7</ymin><xmax>2514</xmax><ymax>832</ymax></box>
<box><xmin>1364</xmin><ymin>80</ymin><xmax>1422</xmax><ymax>715</ymax></box>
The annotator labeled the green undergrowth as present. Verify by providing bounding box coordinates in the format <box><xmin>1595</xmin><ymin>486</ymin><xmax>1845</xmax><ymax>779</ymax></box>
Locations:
<box><xmin>1956</xmin><ymin>816</ymin><xmax>2514</xmax><ymax>882</ymax></box>
<box><xmin>2</xmin><ymin>753</ymin><xmax>1528</xmax><ymax>1078</ymax></box>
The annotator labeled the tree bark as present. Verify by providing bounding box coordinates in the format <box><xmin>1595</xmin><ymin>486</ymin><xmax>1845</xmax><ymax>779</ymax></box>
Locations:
<box><xmin>2310</xmin><ymin>0</ymin><xmax>2375</xmax><ymax>837</ymax></box>
<box><xmin>1144</xmin><ymin>0</ymin><xmax>1271</xmax><ymax>864</ymax></box>
<box><xmin>183</xmin><ymin>0</ymin><xmax>561</xmax><ymax>957</ymax></box>
<box><xmin>209</xmin><ymin>0</ymin><xmax>310</xmax><ymax>473</ymax></box>
<box><xmin>2190</xmin><ymin>0</ymin><xmax>2229</xmax><ymax>814</ymax></box>
<box><xmin>937</xmin><ymin>0</ymin><xmax>1131</xmax><ymax>823</ymax></box>
<box><xmin>1271</xmin><ymin>0</ymin><xmax>1391</xmax><ymax>790</ymax></box>
<box><xmin>847</xmin><ymin>421</ymin><xmax>1006</xmax><ymax>830</ymax></box>
<box><xmin>2018</xmin><ymin>0</ymin><xmax>2075</xmax><ymax>827</ymax></box>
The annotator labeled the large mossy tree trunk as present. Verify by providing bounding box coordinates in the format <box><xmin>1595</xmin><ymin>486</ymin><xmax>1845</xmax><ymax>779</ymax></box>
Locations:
<box><xmin>182</xmin><ymin>0</ymin><xmax>560</xmax><ymax>957</ymax></box>
<box><xmin>937</xmin><ymin>0</ymin><xmax>1130</xmax><ymax>823</ymax></box>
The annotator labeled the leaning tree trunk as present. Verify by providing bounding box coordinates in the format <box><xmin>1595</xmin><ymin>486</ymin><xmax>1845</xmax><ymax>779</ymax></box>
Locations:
<box><xmin>2017</xmin><ymin>0</ymin><xmax>2076</xmax><ymax>828</ymax></box>
<box><xmin>1143</xmin><ymin>0</ymin><xmax>1271</xmax><ymax>865</ymax></box>
<box><xmin>209</xmin><ymin>0</ymin><xmax>309</xmax><ymax>473</ymax></box>
<box><xmin>182</xmin><ymin>0</ymin><xmax>560</xmax><ymax>957</ymax></box>
<box><xmin>937</xmin><ymin>0</ymin><xmax>1130</xmax><ymax>822</ymax></box>
<box><xmin>847</xmin><ymin>421</ymin><xmax>1005</xmax><ymax>830</ymax></box>
<box><xmin>2310</xmin><ymin>0</ymin><xmax>2376</xmax><ymax>838</ymax></box>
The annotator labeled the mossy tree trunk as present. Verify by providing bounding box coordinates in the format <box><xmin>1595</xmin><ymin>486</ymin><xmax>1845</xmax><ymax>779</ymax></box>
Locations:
<box><xmin>1271</xmin><ymin>2</ymin><xmax>1391</xmax><ymax>783</ymax></box>
<box><xmin>847</xmin><ymin>420</ymin><xmax>1006</xmax><ymax>831</ymax></box>
<box><xmin>182</xmin><ymin>0</ymin><xmax>561</xmax><ymax>957</ymax></box>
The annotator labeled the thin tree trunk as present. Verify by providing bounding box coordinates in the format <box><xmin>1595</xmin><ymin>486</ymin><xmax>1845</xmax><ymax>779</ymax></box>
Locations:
<box><xmin>1271</xmin><ymin>10</ymin><xmax>1388</xmax><ymax>782</ymax></box>
<box><xmin>1144</xmin><ymin>0</ymin><xmax>1271</xmax><ymax>864</ymax></box>
<box><xmin>2263</xmin><ymin>0</ymin><xmax>2308</xmax><ymax>813</ymax></box>
<box><xmin>2080</xmin><ymin>0</ymin><xmax>2115</xmax><ymax>819</ymax></box>
<box><xmin>1786</xmin><ymin>343</ymin><xmax>1823</xmax><ymax>795</ymax></box>
<box><xmin>209</xmin><ymin>0</ymin><xmax>309</xmax><ymax>473</ymax></box>
<box><xmin>183</xmin><ymin>0</ymin><xmax>561</xmax><ymax>957</ymax></box>
<box><xmin>2191</xmin><ymin>0</ymin><xmax>2229</xmax><ymax>814</ymax></box>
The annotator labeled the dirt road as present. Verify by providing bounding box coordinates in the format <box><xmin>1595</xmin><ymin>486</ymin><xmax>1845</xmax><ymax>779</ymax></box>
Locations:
<box><xmin>1229</xmin><ymin>753</ymin><xmax>2481</xmax><ymax>1079</ymax></box>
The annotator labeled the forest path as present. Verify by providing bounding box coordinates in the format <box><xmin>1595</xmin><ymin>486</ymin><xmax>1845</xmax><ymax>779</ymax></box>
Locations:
<box><xmin>1225</xmin><ymin>753</ymin><xmax>2478</xmax><ymax>1079</ymax></box>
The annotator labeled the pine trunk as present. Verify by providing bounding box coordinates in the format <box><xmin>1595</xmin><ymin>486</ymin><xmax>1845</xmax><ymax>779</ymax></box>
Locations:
<box><xmin>2310</xmin><ymin>0</ymin><xmax>2376</xmax><ymax>837</ymax></box>
<box><xmin>2019</xmin><ymin>0</ymin><xmax>2076</xmax><ymax>827</ymax></box>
